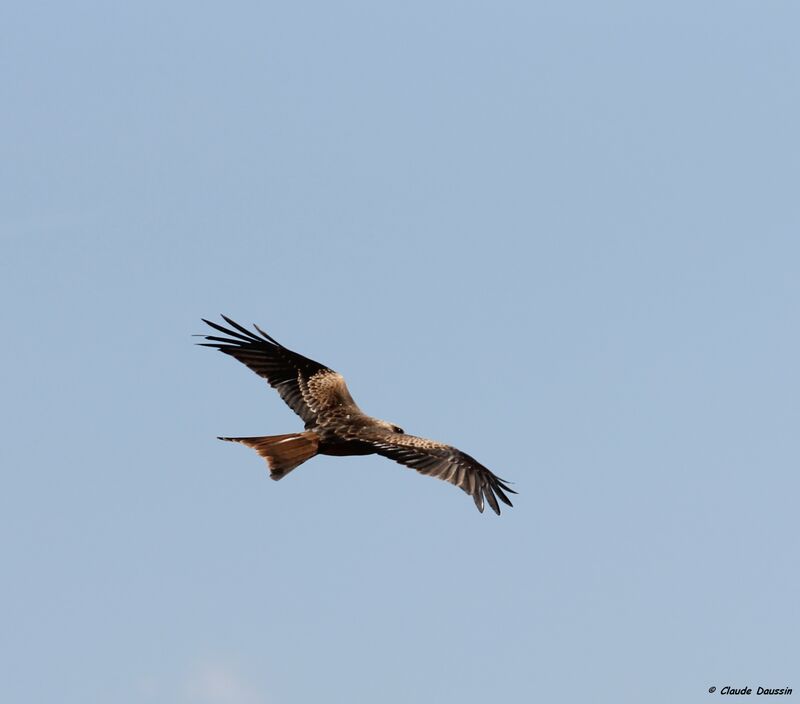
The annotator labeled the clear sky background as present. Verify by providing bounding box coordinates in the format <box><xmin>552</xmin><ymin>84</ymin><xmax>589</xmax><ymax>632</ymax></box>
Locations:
<box><xmin>2</xmin><ymin>2</ymin><xmax>798</xmax><ymax>703</ymax></box>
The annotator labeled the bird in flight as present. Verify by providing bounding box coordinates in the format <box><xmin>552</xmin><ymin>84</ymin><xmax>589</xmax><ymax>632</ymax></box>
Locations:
<box><xmin>198</xmin><ymin>316</ymin><xmax>515</xmax><ymax>515</ymax></box>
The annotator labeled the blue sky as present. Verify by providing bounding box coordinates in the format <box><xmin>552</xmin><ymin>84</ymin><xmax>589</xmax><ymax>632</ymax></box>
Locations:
<box><xmin>2</xmin><ymin>2</ymin><xmax>798</xmax><ymax>702</ymax></box>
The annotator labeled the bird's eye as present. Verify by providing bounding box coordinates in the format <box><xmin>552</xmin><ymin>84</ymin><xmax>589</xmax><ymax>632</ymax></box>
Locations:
<box><xmin>393</xmin><ymin>426</ymin><xmax>405</xmax><ymax>434</ymax></box>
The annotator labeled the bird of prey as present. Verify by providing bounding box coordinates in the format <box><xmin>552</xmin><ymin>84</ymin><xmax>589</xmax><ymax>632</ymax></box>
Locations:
<box><xmin>198</xmin><ymin>315</ymin><xmax>515</xmax><ymax>515</ymax></box>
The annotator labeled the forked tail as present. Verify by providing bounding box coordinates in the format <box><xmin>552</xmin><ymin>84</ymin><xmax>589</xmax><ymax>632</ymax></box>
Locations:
<box><xmin>218</xmin><ymin>431</ymin><xmax>320</xmax><ymax>480</ymax></box>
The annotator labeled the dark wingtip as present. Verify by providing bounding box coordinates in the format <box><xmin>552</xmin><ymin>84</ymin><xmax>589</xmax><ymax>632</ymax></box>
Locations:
<box><xmin>472</xmin><ymin>491</ymin><xmax>485</xmax><ymax>513</ymax></box>
<box><xmin>495</xmin><ymin>477</ymin><xmax>518</xmax><ymax>496</ymax></box>
<box><xmin>253</xmin><ymin>322</ymin><xmax>282</xmax><ymax>346</ymax></box>
<box><xmin>485</xmin><ymin>487</ymin><xmax>501</xmax><ymax>515</ymax></box>
<box><xmin>494</xmin><ymin>483</ymin><xmax>516</xmax><ymax>506</ymax></box>
<box><xmin>498</xmin><ymin>494</ymin><xmax>514</xmax><ymax>509</ymax></box>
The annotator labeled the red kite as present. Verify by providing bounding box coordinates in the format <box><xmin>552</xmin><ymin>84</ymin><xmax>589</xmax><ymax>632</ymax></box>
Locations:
<box><xmin>199</xmin><ymin>316</ymin><xmax>515</xmax><ymax>514</ymax></box>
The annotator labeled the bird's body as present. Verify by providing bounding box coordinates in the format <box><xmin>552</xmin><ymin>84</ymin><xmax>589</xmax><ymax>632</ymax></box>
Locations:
<box><xmin>199</xmin><ymin>315</ymin><xmax>515</xmax><ymax>514</ymax></box>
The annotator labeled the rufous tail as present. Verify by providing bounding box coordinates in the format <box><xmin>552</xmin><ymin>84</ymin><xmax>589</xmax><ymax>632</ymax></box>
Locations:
<box><xmin>218</xmin><ymin>431</ymin><xmax>320</xmax><ymax>480</ymax></box>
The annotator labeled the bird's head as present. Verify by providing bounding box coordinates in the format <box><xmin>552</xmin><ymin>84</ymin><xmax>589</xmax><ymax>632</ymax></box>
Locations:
<box><xmin>374</xmin><ymin>419</ymin><xmax>405</xmax><ymax>434</ymax></box>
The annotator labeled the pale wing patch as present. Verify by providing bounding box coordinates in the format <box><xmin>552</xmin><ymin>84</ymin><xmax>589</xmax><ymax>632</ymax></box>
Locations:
<box><xmin>300</xmin><ymin>369</ymin><xmax>359</xmax><ymax>413</ymax></box>
<box><xmin>382</xmin><ymin>434</ymin><xmax>450</xmax><ymax>451</ymax></box>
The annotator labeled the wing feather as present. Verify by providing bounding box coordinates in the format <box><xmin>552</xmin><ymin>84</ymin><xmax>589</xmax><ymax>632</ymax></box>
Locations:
<box><xmin>358</xmin><ymin>429</ymin><xmax>516</xmax><ymax>515</ymax></box>
<box><xmin>198</xmin><ymin>316</ymin><xmax>360</xmax><ymax>425</ymax></box>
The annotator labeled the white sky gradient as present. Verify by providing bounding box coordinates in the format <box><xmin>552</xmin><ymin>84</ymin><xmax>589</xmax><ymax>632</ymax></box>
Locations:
<box><xmin>185</xmin><ymin>663</ymin><xmax>267</xmax><ymax>704</ymax></box>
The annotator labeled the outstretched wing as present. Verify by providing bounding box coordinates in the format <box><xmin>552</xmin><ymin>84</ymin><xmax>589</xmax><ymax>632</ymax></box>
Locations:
<box><xmin>358</xmin><ymin>428</ymin><xmax>516</xmax><ymax>515</ymax></box>
<box><xmin>198</xmin><ymin>316</ymin><xmax>361</xmax><ymax>425</ymax></box>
